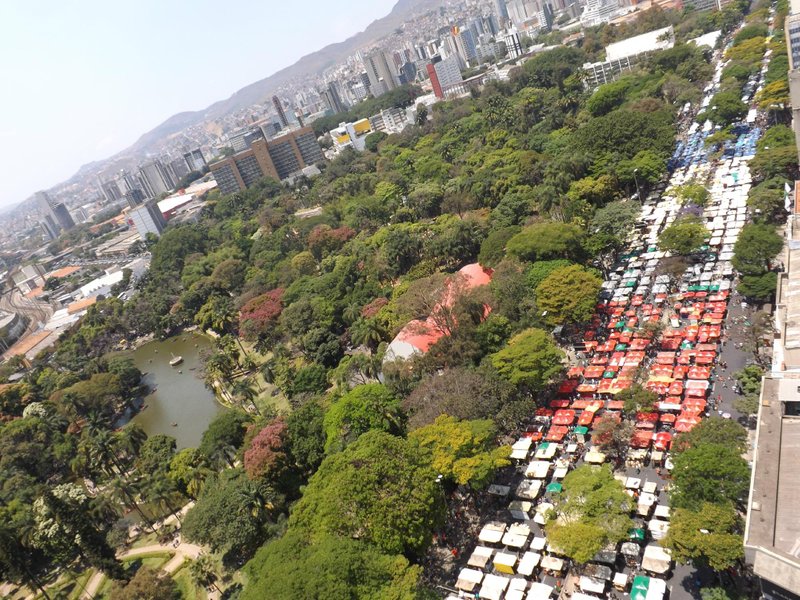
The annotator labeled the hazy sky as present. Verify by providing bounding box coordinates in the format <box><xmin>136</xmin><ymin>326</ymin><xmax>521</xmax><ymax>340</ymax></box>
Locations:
<box><xmin>0</xmin><ymin>0</ymin><xmax>397</xmax><ymax>207</ymax></box>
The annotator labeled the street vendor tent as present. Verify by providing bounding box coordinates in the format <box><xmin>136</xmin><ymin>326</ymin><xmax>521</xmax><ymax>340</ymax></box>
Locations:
<box><xmin>526</xmin><ymin>582</ymin><xmax>554</xmax><ymax>600</ymax></box>
<box><xmin>631</xmin><ymin>576</ymin><xmax>667</xmax><ymax>600</ymax></box>
<box><xmin>642</xmin><ymin>544</ymin><xmax>672</xmax><ymax>574</ymax></box>
<box><xmin>516</xmin><ymin>479</ymin><xmax>542</xmax><ymax>500</ymax></box>
<box><xmin>455</xmin><ymin>567</ymin><xmax>483</xmax><ymax>592</ymax></box>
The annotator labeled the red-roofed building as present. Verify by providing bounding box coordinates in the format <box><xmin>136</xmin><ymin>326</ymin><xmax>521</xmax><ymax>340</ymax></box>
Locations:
<box><xmin>383</xmin><ymin>263</ymin><xmax>493</xmax><ymax>362</ymax></box>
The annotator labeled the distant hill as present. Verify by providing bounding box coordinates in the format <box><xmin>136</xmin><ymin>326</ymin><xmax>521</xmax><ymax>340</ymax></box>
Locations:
<box><xmin>122</xmin><ymin>0</ymin><xmax>442</xmax><ymax>157</ymax></box>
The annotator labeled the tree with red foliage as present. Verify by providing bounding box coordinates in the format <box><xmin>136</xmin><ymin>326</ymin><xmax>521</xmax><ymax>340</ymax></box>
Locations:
<box><xmin>244</xmin><ymin>417</ymin><xmax>291</xmax><ymax>482</ymax></box>
<box><xmin>307</xmin><ymin>225</ymin><xmax>356</xmax><ymax>259</ymax></box>
<box><xmin>361</xmin><ymin>297</ymin><xmax>388</xmax><ymax>319</ymax></box>
<box><xmin>239</xmin><ymin>289</ymin><xmax>284</xmax><ymax>342</ymax></box>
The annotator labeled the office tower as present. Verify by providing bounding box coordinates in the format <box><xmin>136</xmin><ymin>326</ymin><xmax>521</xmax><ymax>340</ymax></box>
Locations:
<box><xmin>40</xmin><ymin>218</ymin><xmax>59</xmax><ymax>241</ymax></box>
<box><xmin>456</xmin><ymin>27</ymin><xmax>478</xmax><ymax>64</ymax></box>
<box><xmin>99</xmin><ymin>179</ymin><xmax>122</xmax><ymax>203</ymax></box>
<box><xmin>501</xmin><ymin>28</ymin><xmax>524</xmax><ymax>58</ymax></box>
<box><xmin>168</xmin><ymin>156</ymin><xmax>191</xmax><ymax>183</ymax></box>
<box><xmin>427</xmin><ymin>55</ymin><xmax>464</xmax><ymax>99</ymax></box>
<box><xmin>321</xmin><ymin>81</ymin><xmax>347</xmax><ymax>114</ymax></box>
<box><xmin>351</xmin><ymin>81</ymin><xmax>369</xmax><ymax>101</ymax></box>
<box><xmin>183</xmin><ymin>149</ymin><xmax>207</xmax><ymax>172</ymax></box>
<box><xmin>35</xmin><ymin>190</ymin><xmax>75</xmax><ymax>232</ymax></box>
<box><xmin>229</xmin><ymin>128</ymin><xmax>265</xmax><ymax>152</ymax></box>
<box><xmin>787</xmin><ymin>12</ymin><xmax>800</xmax><ymax>69</ymax></box>
<box><xmin>125</xmin><ymin>188</ymin><xmax>146</xmax><ymax>208</ymax></box>
<box><xmin>128</xmin><ymin>201</ymin><xmax>167</xmax><ymax>238</ymax></box>
<box><xmin>364</xmin><ymin>50</ymin><xmax>399</xmax><ymax>97</ymax></box>
<box><xmin>538</xmin><ymin>3</ymin><xmax>555</xmax><ymax>30</ymax></box>
<box><xmin>117</xmin><ymin>170</ymin><xmax>139</xmax><ymax>196</ymax></box>
<box><xmin>272</xmin><ymin>95</ymin><xmax>289</xmax><ymax>128</ymax></box>
<box><xmin>209</xmin><ymin>127</ymin><xmax>324</xmax><ymax>195</ymax></box>
<box><xmin>495</xmin><ymin>0</ymin><xmax>510</xmax><ymax>24</ymax></box>
<box><xmin>137</xmin><ymin>160</ymin><xmax>175</xmax><ymax>199</ymax></box>
<box><xmin>399</xmin><ymin>62</ymin><xmax>418</xmax><ymax>84</ymax></box>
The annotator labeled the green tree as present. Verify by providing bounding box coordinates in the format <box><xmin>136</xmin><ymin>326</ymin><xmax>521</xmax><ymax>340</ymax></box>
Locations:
<box><xmin>664</xmin><ymin>502</ymin><xmax>744</xmax><ymax>570</ymax></box>
<box><xmin>702</xmin><ymin>89</ymin><xmax>748</xmax><ymax>126</ymax></box>
<box><xmin>285</xmin><ymin>399</ymin><xmax>326</xmax><ymax>476</ymax></box>
<box><xmin>732</xmin><ymin>223</ymin><xmax>783</xmax><ymax>275</ymax></box>
<box><xmin>182</xmin><ymin>469</ymin><xmax>280</xmax><ymax>563</ymax></box>
<box><xmin>109</xmin><ymin>567</ymin><xmax>180</xmax><ymax>600</ymax></box>
<box><xmin>409</xmin><ymin>416</ymin><xmax>511</xmax><ymax>488</ymax></box>
<box><xmin>671</xmin><ymin>181</ymin><xmax>710</xmax><ymax>206</ymax></box>
<box><xmin>658</xmin><ymin>217</ymin><xmax>708</xmax><ymax>255</ymax></box>
<box><xmin>323</xmin><ymin>384</ymin><xmax>404</xmax><ymax>453</ymax></box>
<box><xmin>546</xmin><ymin>465</ymin><xmax>633</xmax><ymax>564</ymax></box>
<box><xmin>198</xmin><ymin>410</ymin><xmax>251</xmax><ymax>463</ymax></box>
<box><xmin>289</xmin><ymin>430</ymin><xmax>445</xmax><ymax>557</ymax></box>
<box><xmin>189</xmin><ymin>553</ymin><xmax>221</xmax><ymax>594</ymax></box>
<box><xmin>135</xmin><ymin>434</ymin><xmax>176</xmax><ymax>476</ymax></box>
<box><xmin>670</xmin><ymin>443</ymin><xmax>750</xmax><ymax>509</ymax></box>
<box><xmin>673</xmin><ymin>417</ymin><xmax>748</xmax><ymax>454</ymax></box>
<box><xmin>535</xmin><ymin>265</ymin><xmax>602</xmax><ymax>326</ymax></box>
<box><xmin>242</xmin><ymin>530</ymin><xmax>424</xmax><ymax>600</ymax></box>
<box><xmin>739</xmin><ymin>272</ymin><xmax>778</xmax><ymax>301</ymax></box>
<box><xmin>506</xmin><ymin>222</ymin><xmax>585</xmax><ymax>262</ymax></box>
<box><xmin>617</xmin><ymin>384</ymin><xmax>659</xmax><ymax>415</ymax></box>
<box><xmin>490</xmin><ymin>328</ymin><xmax>564</xmax><ymax>390</ymax></box>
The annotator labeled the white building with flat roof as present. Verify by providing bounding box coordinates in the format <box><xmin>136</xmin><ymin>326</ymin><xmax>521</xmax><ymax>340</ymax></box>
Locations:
<box><xmin>605</xmin><ymin>26</ymin><xmax>675</xmax><ymax>61</ymax></box>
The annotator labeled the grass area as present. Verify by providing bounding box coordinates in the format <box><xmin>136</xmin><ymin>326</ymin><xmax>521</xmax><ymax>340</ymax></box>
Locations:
<box><xmin>172</xmin><ymin>563</ymin><xmax>208</xmax><ymax>600</ymax></box>
<box><xmin>92</xmin><ymin>551</ymin><xmax>175</xmax><ymax>600</ymax></box>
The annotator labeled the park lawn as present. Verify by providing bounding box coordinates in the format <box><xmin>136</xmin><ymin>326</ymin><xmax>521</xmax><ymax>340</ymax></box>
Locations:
<box><xmin>172</xmin><ymin>563</ymin><xmax>207</xmax><ymax>600</ymax></box>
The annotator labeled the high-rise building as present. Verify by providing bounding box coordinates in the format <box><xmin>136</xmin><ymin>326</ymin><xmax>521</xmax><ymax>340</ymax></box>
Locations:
<box><xmin>128</xmin><ymin>201</ymin><xmax>167</xmax><ymax>238</ymax></box>
<box><xmin>125</xmin><ymin>188</ymin><xmax>146</xmax><ymax>208</ymax></box>
<box><xmin>495</xmin><ymin>0</ymin><xmax>510</xmax><ymax>24</ymax></box>
<box><xmin>501</xmin><ymin>28</ymin><xmax>524</xmax><ymax>59</ymax></box>
<box><xmin>452</xmin><ymin>26</ymin><xmax>478</xmax><ymax>65</ymax></box>
<box><xmin>99</xmin><ymin>179</ymin><xmax>122</xmax><ymax>203</ymax></box>
<box><xmin>209</xmin><ymin>127</ymin><xmax>324</xmax><ymax>195</ymax></box>
<box><xmin>40</xmin><ymin>218</ymin><xmax>59</xmax><ymax>241</ymax></box>
<box><xmin>272</xmin><ymin>95</ymin><xmax>289</xmax><ymax>128</ymax></box>
<box><xmin>183</xmin><ymin>149</ymin><xmax>207</xmax><ymax>172</ymax></box>
<box><xmin>364</xmin><ymin>50</ymin><xmax>399</xmax><ymax>97</ymax></box>
<box><xmin>538</xmin><ymin>3</ymin><xmax>555</xmax><ymax>30</ymax></box>
<box><xmin>399</xmin><ymin>62</ymin><xmax>418</xmax><ymax>84</ymax></box>
<box><xmin>427</xmin><ymin>55</ymin><xmax>464</xmax><ymax>99</ymax></box>
<box><xmin>35</xmin><ymin>191</ymin><xmax>75</xmax><ymax>233</ymax></box>
<box><xmin>168</xmin><ymin>156</ymin><xmax>191</xmax><ymax>184</ymax></box>
<box><xmin>116</xmin><ymin>170</ymin><xmax>139</xmax><ymax>196</ymax></box>
<box><xmin>138</xmin><ymin>160</ymin><xmax>175</xmax><ymax>199</ymax></box>
<box><xmin>787</xmin><ymin>13</ymin><xmax>800</xmax><ymax>70</ymax></box>
<box><xmin>321</xmin><ymin>81</ymin><xmax>347</xmax><ymax>114</ymax></box>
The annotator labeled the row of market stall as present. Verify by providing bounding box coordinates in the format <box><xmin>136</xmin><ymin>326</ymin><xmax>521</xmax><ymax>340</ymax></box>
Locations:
<box><xmin>447</xmin><ymin>15</ymin><xmax>774</xmax><ymax>600</ymax></box>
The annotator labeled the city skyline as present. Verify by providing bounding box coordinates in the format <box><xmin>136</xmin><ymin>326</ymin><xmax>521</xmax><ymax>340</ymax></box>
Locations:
<box><xmin>0</xmin><ymin>0</ymin><xmax>397</xmax><ymax>208</ymax></box>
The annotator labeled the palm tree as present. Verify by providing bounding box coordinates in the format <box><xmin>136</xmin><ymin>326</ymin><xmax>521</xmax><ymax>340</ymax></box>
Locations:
<box><xmin>211</xmin><ymin>444</ymin><xmax>237</xmax><ymax>469</ymax></box>
<box><xmin>109</xmin><ymin>477</ymin><xmax>155</xmax><ymax>532</ymax></box>
<box><xmin>115</xmin><ymin>423</ymin><xmax>148</xmax><ymax>467</ymax></box>
<box><xmin>146</xmin><ymin>476</ymin><xmax>183</xmax><ymax>524</ymax></box>
<box><xmin>342</xmin><ymin>302</ymin><xmax>362</xmax><ymax>325</ymax></box>
<box><xmin>0</xmin><ymin>522</ymin><xmax>52</xmax><ymax>600</ymax></box>
<box><xmin>231</xmin><ymin>378</ymin><xmax>260</xmax><ymax>414</ymax></box>
<box><xmin>238</xmin><ymin>481</ymin><xmax>275</xmax><ymax>521</ymax></box>
<box><xmin>185</xmin><ymin>462</ymin><xmax>213</xmax><ymax>500</ymax></box>
<box><xmin>189</xmin><ymin>553</ymin><xmax>221</xmax><ymax>594</ymax></box>
<box><xmin>350</xmin><ymin>318</ymin><xmax>385</xmax><ymax>350</ymax></box>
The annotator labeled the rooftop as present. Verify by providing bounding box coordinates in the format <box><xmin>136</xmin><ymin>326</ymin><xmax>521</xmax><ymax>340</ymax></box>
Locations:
<box><xmin>47</xmin><ymin>265</ymin><xmax>81</xmax><ymax>279</ymax></box>
<box><xmin>746</xmin><ymin>376</ymin><xmax>800</xmax><ymax>594</ymax></box>
<box><xmin>604</xmin><ymin>26</ymin><xmax>674</xmax><ymax>62</ymax></box>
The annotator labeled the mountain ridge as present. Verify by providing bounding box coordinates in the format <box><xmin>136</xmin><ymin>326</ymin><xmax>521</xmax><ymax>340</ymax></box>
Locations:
<box><xmin>98</xmin><ymin>0</ymin><xmax>442</xmax><ymax>169</ymax></box>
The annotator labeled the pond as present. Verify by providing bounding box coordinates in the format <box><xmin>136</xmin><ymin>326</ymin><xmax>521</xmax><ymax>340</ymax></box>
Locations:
<box><xmin>129</xmin><ymin>333</ymin><xmax>224</xmax><ymax>449</ymax></box>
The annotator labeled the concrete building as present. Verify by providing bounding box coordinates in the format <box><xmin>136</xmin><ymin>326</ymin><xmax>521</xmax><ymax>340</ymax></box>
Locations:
<box><xmin>137</xmin><ymin>160</ymin><xmax>175</xmax><ymax>199</ymax></box>
<box><xmin>321</xmin><ymin>82</ymin><xmax>347</xmax><ymax>114</ymax></box>
<box><xmin>168</xmin><ymin>156</ymin><xmax>191</xmax><ymax>183</ymax></box>
<box><xmin>538</xmin><ymin>3</ymin><xmax>555</xmax><ymax>31</ymax></box>
<box><xmin>583</xmin><ymin>26</ymin><xmax>675</xmax><ymax>88</ymax></box>
<box><xmin>745</xmin><ymin>191</ymin><xmax>800</xmax><ymax>600</ymax></box>
<box><xmin>229</xmin><ymin>128</ymin><xmax>265</xmax><ymax>152</ymax></box>
<box><xmin>273</xmin><ymin>95</ymin><xmax>289</xmax><ymax>128</ymax></box>
<box><xmin>501</xmin><ymin>28</ymin><xmax>525</xmax><ymax>59</ymax></box>
<box><xmin>184</xmin><ymin>149</ymin><xmax>207</xmax><ymax>172</ymax></box>
<box><xmin>365</xmin><ymin>50</ymin><xmax>400</xmax><ymax>97</ymax></box>
<box><xmin>127</xmin><ymin>201</ymin><xmax>167</xmax><ymax>238</ymax></box>
<box><xmin>99</xmin><ymin>179</ymin><xmax>122</xmax><ymax>203</ymax></box>
<box><xmin>495</xmin><ymin>0</ymin><xmax>511</xmax><ymax>25</ymax></box>
<box><xmin>10</xmin><ymin>264</ymin><xmax>46</xmax><ymax>295</ymax></box>
<box><xmin>35</xmin><ymin>191</ymin><xmax>75</xmax><ymax>233</ymax></box>
<box><xmin>125</xmin><ymin>188</ymin><xmax>146</xmax><ymax>208</ymax></box>
<box><xmin>209</xmin><ymin>127</ymin><xmax>323</xmax><ymax>194</ymax></box>
<box><xmin>427</xmin><ymin>55</ymin><xmax>464</xmax><ymax>99</ymax></box>
<box><xmin>787</xmin><ymin>12</ymin><xmax>800</xmax><ymax>157</ymax></box>
<box><xmin>580</xmin><ymin>0</ymin><xmax>622</xmax><ymax>27</ymax></box>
